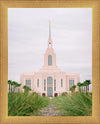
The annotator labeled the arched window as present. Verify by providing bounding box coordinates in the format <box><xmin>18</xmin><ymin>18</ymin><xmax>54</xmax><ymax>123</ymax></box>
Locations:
<box><xmin>69</xmin><ymin>80</ymin><xmax>74</xmax><ymax>90</ymax></box>
<box><xmin>26</xmin><ymin>80</ymin><xmax>31</xmax><ymax>85</ymax></box>
<box><xmin>61</xmin><ymin>79</ymin><xmax>63</xmax><ymax>87</ymax></box>
<box><xmin>26</xmin><ymin>80</ymin><xmax>31</xmax><ymax>88</ymax></box>
<box><xmin>54</xmin><ymin>80</ymin><xmax>56</xmax><ymax>91</ymax></box>
<box><xmin>37</xmin><ymin>79</ymin><xmax>39</xmax><ymax>88</ymax></box>
<box><xmin>48</xmin><ymin>55</ymin><xmax>52</xmax><ymax>66</ymax></box>
<box><xmin>47</xmin><ymin>77</ymin><xmax>53</xmax><ymax>97</ymax></box>
<box><xmin>44</xmin><ymin>80</ymin><xmax>46</xmax><ymax>91</ymax></box>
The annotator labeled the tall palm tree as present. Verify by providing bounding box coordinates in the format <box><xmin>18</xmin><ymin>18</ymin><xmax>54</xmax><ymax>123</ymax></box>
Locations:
<box><xmin>8</xmin><ymin>80</ymin><xmax>12</xmax><ymax>92</ymax></box>
<box><xmin>11</xmin><ymin>81</ymin><xmax>14</xmax><ymax>93</ymax></box>
<box><xmin>83</xmin><ymin>82</ymin><xmax>86</xmax><ymax>92</ymax></box>
<box><xmin>12</xmin><ymin>81</ymin><xmax>17</xmax><ymax>92</ymax></box>
<box><xmin>13</xmin><ymin>82</ymin><xmax>21</xmax><ymax>92</ymax></box>
<box><xmin>77</xmin><ymin>82</ymin><xmax>81</xmax><ymax>92</ymax></box>
<box><xmin>83</xmin><ymin>80</ymin><xmax>91</xmax><ymax>94</ymax></box>
<box><xmin>17</xmin><ymin>83</ymin><xmax>21</xmax><ymax>92</ymax></box>
<box><xmin>81</xmin><ymin>83</ymin><xmax>84</xmax><ymax>92</ymax></box>
<box><xmin>83</xmin><ymin>81</ymin><xmax>87</xmax><ymax>93</ymax></box>
<box><xmin>86</xmin><ymin>80</ymin><xmax>91</xmax><ymax>94</ymax></box>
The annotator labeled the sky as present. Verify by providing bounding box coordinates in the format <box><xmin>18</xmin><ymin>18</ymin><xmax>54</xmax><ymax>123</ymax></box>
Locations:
<box><xmin>8</xmin><ymin>8</ymin><xmax>92</xmax><ymax>91</ymax></box>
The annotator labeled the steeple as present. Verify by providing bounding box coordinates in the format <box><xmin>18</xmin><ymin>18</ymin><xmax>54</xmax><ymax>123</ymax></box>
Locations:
<box><xmin>48</xmin><ymin>20</ymin><xmax>52</xmax><ymax>48</ymax></box>
<box><xmin>49</xmin><ymin>20</ymin><xmax>51</xmax><ymax>38</ymax></box>
<box><xmin>39</xmin><ymin>21</ymin><xmax>61</xmax><ymax>72</ymax></box>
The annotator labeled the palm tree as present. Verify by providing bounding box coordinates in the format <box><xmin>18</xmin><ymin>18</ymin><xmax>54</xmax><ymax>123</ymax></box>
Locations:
<box><xmin>8</xmin><ymin>80</ymin><xmax>12</xmax><ymax>92</ymax></box>
<box><xmin>83</xmin><ymin>80</ymin><xmax>91</xmax><ymax>94</ymax></box>
<box><xmin>81</xmin><ymin>83</ymin><xmax>84</xmax><ymax>92</ymax></box>
<box><xmin>83</xmin><ymin>82</ymin><xmax>86</xmax><ymax>92</ymax></box>
<box><xmin>70</xmin><ymin>87</ymin><xmax>73</xmax><ymax>92</ymax></box>
<box><xmin>17</xmin><ymin>83</ymin><xmax>21</xmax><ymax>87</ymax></box>
<box><xmin>17</xmin><ymin>83</ymin><xmax>21</xmax><ymax>92</ymax></box>
<box><xmin>86</xmin><ymin>80</ymin><xmax>91</xmax><ymax>94</ymax></box>
<box><xmin>70</xmin><ymin>85</ymin><xmax>76</xmax><ymax>93</ymax></box>
<box><xmin>72</xmin><ymin>85</ymin><xmax>76</xmax><ymax>93</ymax></box>
<box><xmin>23</xmin><ymin>85</ymin><xmax>31</xmax><ymax>93</ymax></box>
<box><xmin>77</xmin><ymin>82</ymin><xmax>81</xmax><ymax>92</ymax></box>
<box><xmin>12</xmin><ymin>81</ymin><xmax>17</xmax><ymax>92</ymax></box>
<box><xmin>11</xmin><ymin>81</ymin><xmax>14</xmax><ymax>93</ymax></box>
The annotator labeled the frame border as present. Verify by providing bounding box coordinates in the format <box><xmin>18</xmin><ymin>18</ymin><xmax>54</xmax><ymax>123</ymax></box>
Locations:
<box><xmin>0</xmin><ymin>0</ymin><xmax>100</xmax><ymax>124</ymax></box>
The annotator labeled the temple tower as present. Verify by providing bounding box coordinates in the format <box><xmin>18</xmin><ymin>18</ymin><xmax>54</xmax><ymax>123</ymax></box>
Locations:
<box><xmin>39</xmin><ymin>21</ymin><xmax>61</xmax><ymax>72</ymax></box>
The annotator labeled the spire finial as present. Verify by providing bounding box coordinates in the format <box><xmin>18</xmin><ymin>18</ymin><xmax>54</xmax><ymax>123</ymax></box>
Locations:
<box><xmin>48</xmin><ymin>20</ymin><xmax>52</xmax><ymax>48</ymax></box>
<box><xmin>49</xmin><ymin>20</ymin><xmax>51</xmax><ymax>38</ymax></box>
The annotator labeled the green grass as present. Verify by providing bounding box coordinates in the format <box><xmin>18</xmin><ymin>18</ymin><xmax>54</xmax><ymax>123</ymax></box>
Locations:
<box><xmin>8</xmin><ymin>92</ymin><xmax>50</xmax><ymax>116</ymax></box>
<box><xmin>52</xmin><ymin>92</ymin><xmax>92</xmax><ymax>116</ymax></box>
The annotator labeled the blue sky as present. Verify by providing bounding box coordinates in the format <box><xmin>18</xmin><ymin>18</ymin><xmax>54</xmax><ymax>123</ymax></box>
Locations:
<box><xmin>8</xmin><ymin>8</ymin><xmax>92</xmax><ymax>91</ymax></box>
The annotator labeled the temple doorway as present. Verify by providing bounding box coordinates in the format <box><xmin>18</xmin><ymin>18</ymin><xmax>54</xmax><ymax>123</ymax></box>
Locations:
<box><xmin>47</xmin><ymin>77</ymin><xmax>53</xmax><ymax>97</ymax></box>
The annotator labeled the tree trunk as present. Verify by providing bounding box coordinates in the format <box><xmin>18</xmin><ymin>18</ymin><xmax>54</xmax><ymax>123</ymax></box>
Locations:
<box><xmin>11</xmin><ymin>85</ymin><xmax>12</xmax><ymax>92</ymax></box>
<box><xmin>18</xmin><ymin>88</ymin><xmax>20</xmax><ymax>92</ymax></box>
<box><xmin>88</xmin><ymin>85</ymin><xmax>89</xmax><ymax>94</ymax></box>
<box><xmin>84</xmin><ymin>86</ymin><xmax>85</xmax><ymax>92</ymax></box>
<box><xmin>85</xmin><ymin>86</ymin><xmax>86</xmax><ymax>92</ymax></box>
<box><xmin>13</xmin><ymin>86</ymin><xmax>15</xmax><ymax>92</ymax></box>
<box><xmin>82</xmin><ymin>87</ymin><xmax>83</xmax><ymax>92</ymax></box>
<box><xmin>9</xmin><ymin>84</ymin><xmax>10</xmax><ymax>92</ymax></box>
<box><xmin>86</xmin><ymin>85</ymin><xmax>87</xmax><ymax>93</ymax></box>
<box><xmin>79</xmin><ymin>87</ymin><xmax>81</xmax><ymax>92</ymax></box>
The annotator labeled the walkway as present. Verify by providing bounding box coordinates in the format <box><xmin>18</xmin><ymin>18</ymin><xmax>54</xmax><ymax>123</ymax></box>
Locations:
<box><xmin>37</xmin><ymin>101</ymin><xmax>60</xmax><ymax>116</ymax></box>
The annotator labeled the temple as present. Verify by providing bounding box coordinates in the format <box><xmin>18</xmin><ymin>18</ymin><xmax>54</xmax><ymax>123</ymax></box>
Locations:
<box><xmin>20</xmin><ymin>21</ymin><xmax>80</xmax><ymax>97</ymax></box>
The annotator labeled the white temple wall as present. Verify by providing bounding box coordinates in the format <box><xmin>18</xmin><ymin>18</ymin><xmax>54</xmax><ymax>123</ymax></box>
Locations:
<box><xmin>20</xmin><ymin>73</ymin><xmax>34</xmax><ymax>92</ymax></box>
<box><xmin>20</xmin><ymin>72</ymin><xmax>80</xmax><ymax>96</ymax></box>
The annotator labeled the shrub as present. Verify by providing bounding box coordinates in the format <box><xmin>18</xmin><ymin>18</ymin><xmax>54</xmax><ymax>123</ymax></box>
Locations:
<box><xmin>8</xmin><ymin>92</ymin><xmax>50</xmax><ymax>116</ymax></box>
<box><xmin>61</xmin><ymin>92</ymin><xmax>67</xmax><ymax>96</ymax></box>
<box><xmin>52</xmin><ymin>92</ymin><xmax>92</xmax><ymax>116</ymax></box>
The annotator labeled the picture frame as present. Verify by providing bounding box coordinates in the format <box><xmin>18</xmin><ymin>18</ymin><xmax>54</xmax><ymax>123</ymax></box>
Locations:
<box><xmin>0</xmin><ymin>0</ymin><xmax>100</xmax><ymax>124</ymax></box>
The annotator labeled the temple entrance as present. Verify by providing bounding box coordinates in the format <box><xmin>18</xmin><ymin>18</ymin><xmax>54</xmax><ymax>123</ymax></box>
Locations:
<box><xmin>42</xmin><ymin>93</ymin><xmax>46</xmax><ymax>96</ymax></box>
<box><xmin>54</xmin><ymin>93</ymin><xmax>58</xmax><ymax>97</ymax></box>
<box><xmin>47</xmin><ymin>77</ymin><xmax>53</xmax><ymax>97</ymax></box>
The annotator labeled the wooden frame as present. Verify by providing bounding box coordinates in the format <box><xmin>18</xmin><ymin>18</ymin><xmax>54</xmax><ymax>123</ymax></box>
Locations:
<box><xmin>0</xmin><ymin>0</ymin><xmax>100</xmax><ymax>123</ymax></box>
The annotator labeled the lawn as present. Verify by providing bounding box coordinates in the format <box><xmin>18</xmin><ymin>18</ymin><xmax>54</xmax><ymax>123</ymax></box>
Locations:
<box><xmin>8</xmin><ymin>92</ymin><xmax>50</xmax><ymax>116</ymax></box>
<box><xmin>52</xmin><ymin>92</ymin><xmax>92</xmax><ymax>116</ymax></box>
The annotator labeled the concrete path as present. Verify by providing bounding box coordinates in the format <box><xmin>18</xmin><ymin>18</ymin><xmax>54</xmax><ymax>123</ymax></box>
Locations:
<box><xmin>37</xmin><ymin>101</ymin><xmax>60</xmax><ymax>116</ymax></box>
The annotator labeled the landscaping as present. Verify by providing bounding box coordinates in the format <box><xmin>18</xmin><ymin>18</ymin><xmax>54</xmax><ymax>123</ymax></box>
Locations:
<box><xmin>52</xmin><ymin>92</ymin><xmax>92</xmax><ymax>116</ymax></box>
<box><xmin>8</xmin><ymin>92</ymin><xmax>50</xmax><ymax>116</ymax></box>
<box><xmin>8</xmin><ymin>80</ymin><xmax>92</xmax><ymax>116</ymax></box>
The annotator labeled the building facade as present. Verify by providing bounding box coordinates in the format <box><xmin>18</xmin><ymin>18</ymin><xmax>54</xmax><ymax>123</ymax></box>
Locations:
<box><xmin>20</xmin><ymin>21</ymin><xmax>80</xmax><ymax>97</ymax></box>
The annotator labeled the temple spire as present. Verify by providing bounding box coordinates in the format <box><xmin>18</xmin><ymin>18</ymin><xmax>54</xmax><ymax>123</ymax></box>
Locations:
<box><xmin>48</xmin><ymin>20</ymin><xmax>52</xmax><ymax>48</ymax></box>
<box><xmin>49</xmin><ymin>20</ymin><xmax>51</xmax><ymax>38</ymax></box>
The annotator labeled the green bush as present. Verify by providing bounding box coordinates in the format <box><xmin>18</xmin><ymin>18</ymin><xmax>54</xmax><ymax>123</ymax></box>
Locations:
<box><xmin>52</xmin><ymin>92</ymin><xmax>92</xmax><ymax>116</ymax></box>
<box><xmin>61</xmin><ymin>92</ymin><xmax>68</xmax><ymax>96</ymax></box>
<box><xmin>8</xmin><ymin>92</ymin><xmax>50</xmax><ymax>116</ymax></box>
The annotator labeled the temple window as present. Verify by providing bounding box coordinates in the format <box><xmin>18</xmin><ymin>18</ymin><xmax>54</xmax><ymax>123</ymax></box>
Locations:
<box><xmin>61</xmin><ymin>79</ymin><xmax>63</xmax><ymax>87</ymax></box>
<box><xmin>25</xmin><ymin>80</ymin><xmax>31</xmax><ymax>88</ymax></box>
<box><xmin>69</xmin><ymin>80</ymin><xmax>74</xmax><ymax>89</ymax></box>
<box><xmin>48</xmin><ymin>55</ymin><xmax>52</xmax><ymax>66</ymax></box>
<box><xmin>44</xmin><ymin>80</ymin><xmax>46</xmax><ymax>91</ymax></box>
<box><xmin>54</xmin><ymin>80</ymin><xmax>56</xmax><ymax>91</ymax></box>
<box><xmin>37</xmin><ymin>79</ymin><xmax>39</xmax><ymax>88</ymax></box>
